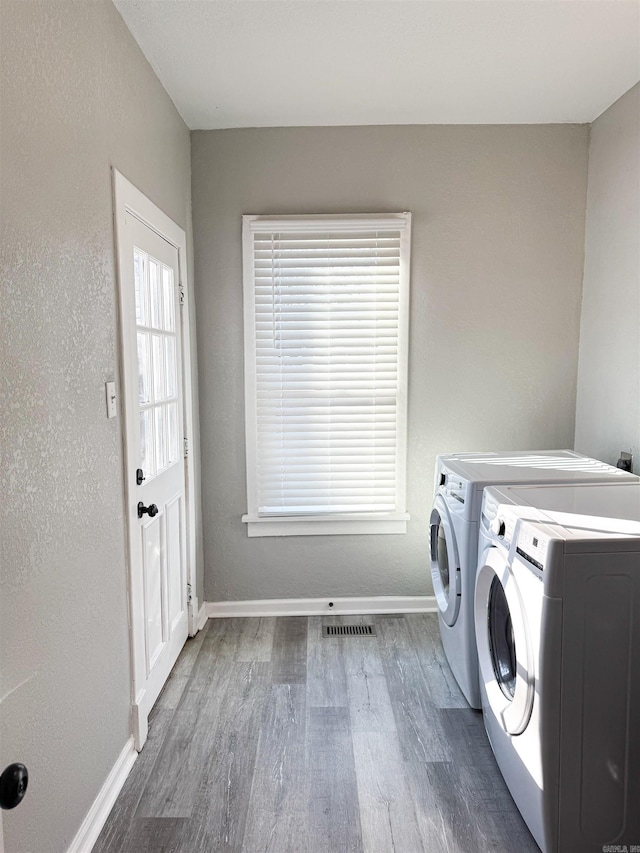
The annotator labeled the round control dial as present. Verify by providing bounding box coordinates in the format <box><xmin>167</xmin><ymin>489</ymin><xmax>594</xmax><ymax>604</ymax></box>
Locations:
<box><xmin>490</xmin><ymin>517</ymin><xmax>506</xmax><ymax>538</ymax></box>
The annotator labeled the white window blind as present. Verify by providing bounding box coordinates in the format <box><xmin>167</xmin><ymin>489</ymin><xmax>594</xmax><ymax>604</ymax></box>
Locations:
<box><xmin>242</xmin><ymin>214</ymin><xmax>411</xmax><ymax>536</ymax></box>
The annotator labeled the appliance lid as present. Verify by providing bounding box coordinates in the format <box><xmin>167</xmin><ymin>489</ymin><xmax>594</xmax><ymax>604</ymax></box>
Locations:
<box><xmin>492</xmin><ymin>482</ymin><xmax>640</xmax><ymax>531</ymax></box>
<box><xmin>439</xmin><ymin>451</ymin><xmax>636</xmax><ymax>486</ymax></box>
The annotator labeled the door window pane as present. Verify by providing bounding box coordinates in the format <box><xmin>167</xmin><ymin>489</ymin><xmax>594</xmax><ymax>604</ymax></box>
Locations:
<box><xmin>155</xmin><ymin>406</ymin><xmax>167</xmax><ymax>473</ymax></box>
<box><xmin>163</xmin><ymin>265</ymin><xmax>175</xmax><ymax>331</ymax></box>
<box><xmin>167</xmin><ymin>401</ymin><xmax>179</xmax><ymax>464</ymax></box>
<box><xmin>137</xmin><ymin>332</ymin><xmax>152</xmax><ymax>405</ymax></box>
<box><xmin>134</xmin><ymin>249</ymin><xmax>148</xmax><ymax>326</ymax></box>
<box><xmin>149</xmin><ymin>259</ymin><xmax>162</xmax><ymax>329</ymax></box>
<box><xmin>165</xmin><ymin>336</ymin><xmax>177</xmax><ymax>399</ymax></box>
<box><xmin>140</xmin><ymin>409</ymin><xmax>154</xmax><ymax>478</ymax></box>
<box><xmin>152</xmin><ymin>334</ymin><xmax>165</xmax><ymax>402</ymax></box>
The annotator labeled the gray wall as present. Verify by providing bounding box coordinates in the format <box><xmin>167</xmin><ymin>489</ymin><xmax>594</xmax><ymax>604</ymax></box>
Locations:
<box><xmin>0</xmin><ymin>2</ymin><xmax>197</xmax><ymax>851</ymax></box>
<box><xmin>575</xmin><ymin>84</ymin><xmax>640</xmax><ymax>470</ymax></box>
<box><xmin>192</xmin><ymin>124</ymin><xmax>589</xmax><ymax>603</ymax></box>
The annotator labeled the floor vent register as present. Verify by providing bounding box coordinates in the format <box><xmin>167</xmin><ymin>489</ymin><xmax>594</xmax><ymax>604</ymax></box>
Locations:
<box><xmin>322</xmin><ymin>624</ymin><xmax>377</xmax><ymax>637</ymax></box>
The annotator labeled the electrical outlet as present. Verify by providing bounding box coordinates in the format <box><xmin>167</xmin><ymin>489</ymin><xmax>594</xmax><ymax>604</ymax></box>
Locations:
<box><xmin>617</xmin><ymin>451</ymin><xmax>633</xmax><ymax>473</ymax></box>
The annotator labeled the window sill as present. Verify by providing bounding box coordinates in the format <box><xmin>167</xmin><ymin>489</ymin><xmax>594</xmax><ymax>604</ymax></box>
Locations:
<box><xmin>241</xmin><ymin>513</ymin><xmax>410</xmax><ymax>537</ymax></box>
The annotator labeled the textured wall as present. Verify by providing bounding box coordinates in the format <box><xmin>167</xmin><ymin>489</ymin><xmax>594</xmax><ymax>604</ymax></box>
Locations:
<box><xmin>575</xmin><ymin>84</ymin><xmax>640</xmax><ymax>470</ymax></box>
<box><xmin>0</xmin><ymin>2</ymin><xmax>196</xmax><ymax>851</ymax></box>
<box><xmin>192</xmin><ymin>124</ymin><xmax>589</xmax><ymax>603</ymax></box>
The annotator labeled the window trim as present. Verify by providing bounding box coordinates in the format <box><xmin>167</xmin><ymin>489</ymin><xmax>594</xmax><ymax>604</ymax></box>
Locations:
<box><xmin>241</xmin><ymin>212</ymin><xmax>411</xmax><ymax>536</ymax></box>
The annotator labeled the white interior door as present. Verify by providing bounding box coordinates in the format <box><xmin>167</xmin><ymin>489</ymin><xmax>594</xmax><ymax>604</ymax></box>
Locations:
<box><xmin>114</xmin><ymin>173</ymin><xmax>192</xmax><ymax>750</ymax></box>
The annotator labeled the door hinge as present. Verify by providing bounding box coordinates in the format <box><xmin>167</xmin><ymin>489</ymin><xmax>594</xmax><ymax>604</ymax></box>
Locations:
<box><xmin>178</xmin><ymin>283</ymin><xmax>185</xmax><ymax>306</ymax></box>
<box><xmin>183</xmin><ymin>437</ymin><xmax>189</xmax><ymax>458</ymax></box>
<box><xmin>187</xmin><ymin>582</ymin><xmax>192</xmax><ymax>603</ymax></box>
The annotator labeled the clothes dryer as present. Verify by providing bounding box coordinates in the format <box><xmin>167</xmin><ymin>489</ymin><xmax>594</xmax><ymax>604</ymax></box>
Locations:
<box><xmin>475</xmin><ymin>481</ymin><xmax>640</xmax><ymax>853</ymax></box>
<box><xmin>430</xmin><ymin>451</ymin><xmax>637</xmax><ymax>708</ymax></box>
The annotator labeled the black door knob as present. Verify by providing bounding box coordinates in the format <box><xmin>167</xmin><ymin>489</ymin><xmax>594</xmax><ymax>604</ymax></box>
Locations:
<box><xmin>0</xmin><ymin>763</ymin><xmax>28</xmax><ymax>810</ymax></box>
<box><xmin>138</xmin><ymin>502</ymin><xmax>159</xmax><ymax>519</ymax></box>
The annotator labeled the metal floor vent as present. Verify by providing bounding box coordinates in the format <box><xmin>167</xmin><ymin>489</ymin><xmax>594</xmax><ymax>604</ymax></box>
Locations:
<box><xmin>322</xmin><ymin>624</ymin><xmax>376</xmax><ymax>637</ymax></box>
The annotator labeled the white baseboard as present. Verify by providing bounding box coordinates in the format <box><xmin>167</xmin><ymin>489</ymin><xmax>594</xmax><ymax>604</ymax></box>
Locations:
<box><xmin>188</xmin><ymin>595</ymin><xmax>199</xmax><ymax>637</ymax></box>
<box><xmin>67</xmin><ymin>737</ymin><xmax>137</xmax><ymax>853</ymax></box>
<box><xmin>205</xmin><ymin>595</ymin><xmax>436</xmax><ymax>619</ymax></box>
<box><xmin>196</xmin><ymin>601</ymin><xmax>208</xmax><ymax>631</ymax></box>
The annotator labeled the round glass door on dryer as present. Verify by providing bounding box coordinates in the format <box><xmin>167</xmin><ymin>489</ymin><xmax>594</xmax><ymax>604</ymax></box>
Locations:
<box><xmin>430</xmin><ymin>496</ymin><xmax>461</xmax><ymax>627</ymax></box>
<box><xmin>475</xmin><ymin>546</ymin><xmax>535</xmax><ymax>735</ymax></box>
<box><xmin>475</xmin><ymin>542</ymin><xmax>546</xmax><ymax>851</ymax></box>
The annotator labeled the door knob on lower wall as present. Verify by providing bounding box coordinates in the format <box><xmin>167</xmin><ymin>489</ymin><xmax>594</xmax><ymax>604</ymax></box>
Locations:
<box><xmin>0</xmin><ymin>763</ymin><xmax>28</xmax><ymax>810</ymax></box>
<box><xmin>138</xmin><ymin>502</ymin><xmax>159</xmax><ymax>519</ymax></box>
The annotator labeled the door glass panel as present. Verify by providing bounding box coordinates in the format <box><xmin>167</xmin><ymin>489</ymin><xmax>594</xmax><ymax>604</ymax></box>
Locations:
<box><xmin>149</xmin><ymin>259</ymin><xmax>162</xmax><ymax>329</ymax></box>
<box><xmin>167</xmin><ymin>401</ymin><xmax>179</xmax><ymax>464</ymax></box>
<box><xmin>133</xmin><ymin>244</ymin><xmax>181</xmax><ymax>480</ymax></box>
<box><xmin>165</xmin><ymin>336</ymin><xmax>177</xmax><ymax>399</ymax></box>
<box><xmin>137</xmin><ymin>332</ymin><xmax>152</xmax><ymax>405</ymax></box>
<box><xmin>155</xmin><ymin>405</ymin><xmax>167</xmax><ymax>473</ymax></box>
<box><xmin>152</xmin><ymin>334</ymin><xmax>165</xmax><ymax>402</ymax></box>
<box><xmin>140</xmin><ymin>409</ymin><xmax>155</xmax><ymax>478</ymax></box>
<box><xmin>134</xmin><ymin>249</ymin><xmax>148</xmax><ymax>326</ymax></box>
<box><xmin>163</xmin><ymin>265</ymin><xmax>175</xmax><ymax>331</ymax></box>
<box><xmin>488</xmin><ymin>576</ymin><xmax>517</xmax><ymax>699</ymax></box>
<box><xmin>436</xmin><ymin>524</ymin><xmax>450</xmax><ymax>597</ymax></box>
<box><xmin>431</xmin><ymin>518</ymin><xmax>449</xmax><ymax>606</ymax></box>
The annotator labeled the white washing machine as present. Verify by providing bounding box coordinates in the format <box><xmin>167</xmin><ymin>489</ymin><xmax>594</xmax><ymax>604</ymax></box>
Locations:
<box><xmin>475</xmin><ymin>481</ymin><xmax>640</xmax><ymax>853</ymax></box>
<box><xmin>430</xmin><ymin>450</ymin><xmax>636</xmax><ymax>708</ymax></box>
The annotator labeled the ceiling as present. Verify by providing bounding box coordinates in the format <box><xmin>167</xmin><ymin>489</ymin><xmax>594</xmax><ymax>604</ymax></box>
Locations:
<box><xmin>113</xmin><ymin>0</ymin><xmax>640</xmax><ymax>130</ymax></box>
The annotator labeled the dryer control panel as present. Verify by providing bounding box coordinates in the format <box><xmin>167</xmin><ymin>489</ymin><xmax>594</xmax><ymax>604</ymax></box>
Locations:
<box><xmin>515</xmin><ymin>522</ymin><xmax>550</xmax><ymax>573</ymax></box>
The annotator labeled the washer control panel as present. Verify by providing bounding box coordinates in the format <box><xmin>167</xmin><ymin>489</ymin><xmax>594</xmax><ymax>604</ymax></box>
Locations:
<box><xmin>440</xmin><ymin>474</ymin><xmax>469</xmax><ymax>505</ymax></box>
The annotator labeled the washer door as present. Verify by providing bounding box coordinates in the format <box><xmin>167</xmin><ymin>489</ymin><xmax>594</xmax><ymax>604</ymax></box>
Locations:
<box><xmin>430</xmin><ymin>497</ymin><xmax>461</xmax><ymax>626</ymax></box>
<box><xmin>475</xmin><ymin>547</ymin><xmax>534</xmax><ymax>735</ymax></box>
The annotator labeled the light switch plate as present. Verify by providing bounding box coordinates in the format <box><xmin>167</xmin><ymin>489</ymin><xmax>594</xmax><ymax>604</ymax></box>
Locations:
<box><xmin>105</xmin><ymin>381</ymin><xmax>117</xmax><ymax>419</ymax></box>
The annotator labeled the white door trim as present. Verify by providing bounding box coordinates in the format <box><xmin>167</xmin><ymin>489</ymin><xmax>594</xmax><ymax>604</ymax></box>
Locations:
<box><xmin>112</xmin><ymin>169</ymin><xmax>197</xmax><ymax>747</ymax></box>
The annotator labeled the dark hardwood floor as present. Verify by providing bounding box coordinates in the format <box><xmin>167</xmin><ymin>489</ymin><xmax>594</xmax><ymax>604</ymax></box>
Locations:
<box><xmin>94</xmin><ymin>614</ymin><xmax>539</xmax><ymax>852</ymax></box>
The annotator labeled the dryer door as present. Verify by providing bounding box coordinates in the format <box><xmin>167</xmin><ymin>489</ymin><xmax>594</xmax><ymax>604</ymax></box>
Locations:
<box><xmin>430</xmin><ymin>496</ymin><xmax>461</xmax><ymax>626</ymax></box>
<box><xmin>475</xmin><ymin>547</ymin><xmax>534</xmax><ymax>735</ymax></box>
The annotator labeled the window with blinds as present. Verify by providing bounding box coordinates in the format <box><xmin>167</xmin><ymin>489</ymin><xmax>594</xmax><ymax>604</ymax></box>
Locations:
<box><xmin>242</xmin><ymin>214</ymin><xmax>411</xmax><ymax>537</ymax></box>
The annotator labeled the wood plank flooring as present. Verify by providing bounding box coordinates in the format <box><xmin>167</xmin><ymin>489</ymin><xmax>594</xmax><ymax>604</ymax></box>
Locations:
<box><xmin>94</xmin><ymin>614</ymin><xmax>539</xmax><ymax>853</ymax></box>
